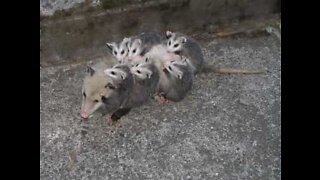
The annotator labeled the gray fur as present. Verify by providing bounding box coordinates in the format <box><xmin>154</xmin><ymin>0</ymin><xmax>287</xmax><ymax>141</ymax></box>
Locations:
<box><xmin>128</xmin><ymin>31</ymin><xmax>163</xmax><ymax>57</ymax></box>
<box><xmin>105</xmin><ymin>63</ymin><xmax>134</xmax><ymax>109</ymax></box>
<box><xmin>158</xmin><ymin>59</ymin><xmax>193</xmax><ymax>102</ymax></box>
<box><xmin>126</xmin><ymin>60</ymin><xmax>160</xmax><ymax>107</ymax></box>
<box><xmin>166</xmin><ymin>31</ymin><xmax>204</xmax><ymax>74</ymax></box>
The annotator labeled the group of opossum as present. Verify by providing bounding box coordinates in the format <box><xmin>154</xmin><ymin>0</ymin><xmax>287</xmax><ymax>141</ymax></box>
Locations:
<box><xmin>80</xmin><ymin>31</ymin><xmax>265</xmax><ymax>124</ymax></box>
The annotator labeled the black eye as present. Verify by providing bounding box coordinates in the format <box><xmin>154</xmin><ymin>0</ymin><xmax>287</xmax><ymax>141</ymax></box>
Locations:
<box><xmin>83</xmin><ymin>92</ymin><xmax>86</xmax><ymax>97</ymax></box>
<box><xmin>121</xmin><ymin>50</ymin><xmax>124</xmax><ymax>54</ymax></box>
<box><xmin>94</xmin><ymin>99</ymin><xmax>99</xmax><ymax>103</ymax></box>
<box><xmin>133</xmin><ymin>49</ymin><xmax>136</xmax><ymax>53</ymax></box>
<box><xmin>169</xmin><ymin>41</ymin><xmax>171</xmax><ymax>46</ymax></box>
<box><xmin>168</xmin><ymin>66</ymin><xmax>172</xmax><ymax>71</ymax></box>
<box><xmin>101</xmin><ymin>96</ymin><xmax>107</xmax><ymax>102</ymax></box>
<box><xmin>135</xmin><ymin>63</ymin><xmax>139</xmax><ymax>67</ymax></box>
<box><xmin>105</xmin><ymin>83</ymin><xmax>115</xmax><ymax>90</ymax></box>
<box><xmin>114</xmin><ymin>51</ymin><xmax>117</xmax><ymax>55</ymax></box>
<box><xmin>174</xmin><ymin>44</ymin><xmax>179</xmax><ymax>48</ymax></box>
<box><xmin>137</xmin><ymin>70</ymin><xmax>141</xmax><ymax>74</ymax></box>
<box><xmin>111</xmin><ymin>71</ymin><xmax>116</xmax><ymax>75</ymax></box>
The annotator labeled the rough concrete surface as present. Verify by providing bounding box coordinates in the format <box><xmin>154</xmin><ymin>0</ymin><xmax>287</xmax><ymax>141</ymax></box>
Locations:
<box><xmin>40</xmin><ymin>33</ymin><xmax>280</xmax><ymax>179</ymax></box>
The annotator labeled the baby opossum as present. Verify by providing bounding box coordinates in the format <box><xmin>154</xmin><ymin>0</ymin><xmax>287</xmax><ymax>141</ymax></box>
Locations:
<box><xmin>126</xmin><ymin>57</ymin><xmax>160</xmax><ymax>107</ymax></box>
<box><xmin>165</xmin><ymin>30</ymin><xmax>267</xmax><ymax>74</ymax></box>
<box><xmin>106</xmin><ymin>37</ymin><xmax>131</xmax><ymax>63</ymax></box>
<box><xmin>103</xmin><ymin>63</ymin><xmax>135</xmax><ymax>123</ymax></box>
<box><xmin>125</xmin><ymin>32</ymin><xmax>163</xmax><ymax>62</ymax></box>
<box><xmin>104</xmin><ymin>58</ymin><xmax>160</xmax><ymax>122</ymax></box>
<box><xmin>166</xmin><ymin>30</ymin><xmax>204</xmax><ymax>74</ymax></box>
<box><xmin>128</xmin><ymin>46</ymin><xmax>185</xmax><ymax>103</ymax></box>
<box><xmin>80</xmin><ymin>63</ymin><xmax>134</xmax><ymax>124</ymax></box>
<box><xmin>155</xmin><ymin>57</ymin><xmax>193</xmax><ymax>103</ymax></box>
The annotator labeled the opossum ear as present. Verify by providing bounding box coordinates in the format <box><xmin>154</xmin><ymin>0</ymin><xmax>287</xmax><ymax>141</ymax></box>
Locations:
<box><xmin>146</xmin><ymin>71</ymin><xmax>152</xmax><ymax>79</ymax></box>
<box><xmin>118</xmin><ymin>71</ymin><xmax>128</xmax><ymax>80</ymax></box>
<box><xmin>123</xmin><ymin>37</ymin><xmax>131</xmax><ymax>47</ymax></box>
<box><xmin>177</xmin><ymin>71</ymin><xmax>183</xmax><ymax>79</ymax></box>
<box><xmin>145</xmin><ymin>56</ymin><xmax>150</xmax><ymax>63</ymax></box>
<box><xmin>180</xmin><ymin>37</ymin><xmax>187</xmax><ymax>43</ymax></box>
<box><xmin>105</xmin><ymin>83</ymin><xmax>116</xmax><ymax>90</ymax></box>
<box><xmin>123</xmin><ymin>37</ymin><xmax>131</xmax><ymax>43</ymax></box>
<box><xmin>166</xmin><ymin>31</ymin><xmax>174</xmax><ymax>39</ymax></box>
<box><xmin>86</xmin><ymin>66</ymin><xmax>95</xmax><ymax>76</ymax></box>
<box><xmin>135</xmin><ymin>39</ymin><xmax>142</xmax><ymax>46</ymax></box>
<box><xmin>181</xmin><ymin>56</ymin><xmax>188</xmax><ymax>63</ymax></box>
<box><xmin>106</xmin><ymin>42</ymin><xmax>115</xmax><ymax>51</ymax></box>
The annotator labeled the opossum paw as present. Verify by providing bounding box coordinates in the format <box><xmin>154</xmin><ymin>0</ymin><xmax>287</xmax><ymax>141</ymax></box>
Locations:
<box><xmin>107</xmin><ymin>113</ymin><xmax>123</xmax><ymax>126</ymax></box>
<box><xmin>106</xmin><ymin>116</ymin><xmax>117</xmax><ymax>126</ymax></box>
<box><xmin>154</xmin><ymin>95</ymin><xmax>168</xmax><ymax>105</ymax></box>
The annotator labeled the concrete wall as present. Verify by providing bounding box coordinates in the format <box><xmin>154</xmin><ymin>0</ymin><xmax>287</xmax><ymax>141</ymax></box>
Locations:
<box><xmin>40</xmin><ymin>0</ymin><xmax>280</xmax><ymax>67</ymax></box>
<box><xmin>41</xmin><ymin>0</ymin><xmax>86</xmax><ymax>16</ymax></box>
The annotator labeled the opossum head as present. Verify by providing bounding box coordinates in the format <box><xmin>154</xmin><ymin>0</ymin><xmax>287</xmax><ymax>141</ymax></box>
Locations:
<box><xmin>165</xmin><ymin>30</ymin><xmax>187</xmax><ymax>53</ymax></box>
<box><xmin>127</xmin><ymin>39</ymin><xmax>143</xmax><ymax>60</ymax></box>
<box><xmin>80</xmin><ymin>66</ymin><xmax>118</xmax><ymax>119</ymax></box>
<box><xmin>129</xmin><ymin>57</ymin><xmax>152</xmax><ymax>79</ymax></box>
<box><xmin>103</xmin><ymin>65</ymin><xmax>128</xmax><ymax>81</ymax></box>
<box><xmin>106</xmin><ymin>37</ymin><xmax>131</xmax><ymax>62</ymax></box>
<box><xmin>163</xmin><ymin>58</ymin><xmax>186</xmax><ymax>79</ymax></box>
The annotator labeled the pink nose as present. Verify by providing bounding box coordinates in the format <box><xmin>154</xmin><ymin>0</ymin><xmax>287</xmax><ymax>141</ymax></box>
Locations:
<box><xmin>81</xmin><ymin>112</ymin><xmax>89</xmax><ymax>119</ymax></box>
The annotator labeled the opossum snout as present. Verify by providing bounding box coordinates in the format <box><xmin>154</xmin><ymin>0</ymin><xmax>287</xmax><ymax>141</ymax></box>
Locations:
<box><xmin>81</xmin><ymin>111</ymin><xmax>89</xmax><ymax>119</ymax></box>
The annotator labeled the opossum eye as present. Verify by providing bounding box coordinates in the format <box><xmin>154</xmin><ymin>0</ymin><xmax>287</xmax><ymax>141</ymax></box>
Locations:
<box><xmin>121</xmin><ymin>50</ymin><xmax>125</xmax><ymax>54</ymax></box>
<box><xmin>174</xmin><ymin>44</ymin><xmax>179</xmax><ymax>48</ymax></box>
<box><xmin>94</xmin><ymin>99</ymin><xmax>99</xmax><ymax>103</ymax></box>
<box><xmin>168</xmin><ymin>41</ymin><xmax>171</xmax><ymax>46</ymax></box>
<box><xmin>168</xmin><ymin>66</ymin><xmax>172</xmax><ymax>71</ymax></box>
<box><xmin>101</xmin><ymin>96</ymin><xmax>107</xmax><ymax>102</ymax></box>
<box><xmin>137</xmin><ymin>70</ymin><xmax>141</xmax><ymax>74</ymax></box>
<box><xmin>132</xmin><ymin>49</ymin><xmax>136</xmax><ymax>53</ymax></box>
<box><xmin>111</xmin><ymin>71</ymin><xmax>116</xmax><ymax>75</ymax></box>
<box><xmin>105</xmin><ymin>83</ymin><xmax>116</xmax><ymax>90</ymax></box>
<box><xmin>83</xmin><ymin>92</ymin><xmax>86</xmax><ymax>97</ymax></box>
<box><xmin>113</xmin><ymin>51</ymin><xmax>117</xmax><ymax>55</ymax></box>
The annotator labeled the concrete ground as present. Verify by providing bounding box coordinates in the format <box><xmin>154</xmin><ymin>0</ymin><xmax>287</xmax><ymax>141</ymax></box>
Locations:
<box><xmin>40</xmin><ymin>33</ymin><xmax>281</xmax><ymax>179</ymax></box>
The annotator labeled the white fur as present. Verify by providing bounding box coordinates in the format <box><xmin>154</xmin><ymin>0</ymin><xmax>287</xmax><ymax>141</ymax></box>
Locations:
<box><xmin>107</xmin><ymin>37</ymin><xmax>131</xmax><ymax>62</ymax></box>
<box><xmin>166</xmin><ymin>36</ymin><xmax>187</xmax><ymax>53</ymax></box>
<box><xmin>104</xmin><ymin>68</ymin><xmax>127</xmax><ymax>80</ymax></box>
<box><xmin>127</xmin><ymin>39</ymin><xmax>142</xmax><ymax>59</ymax></box>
